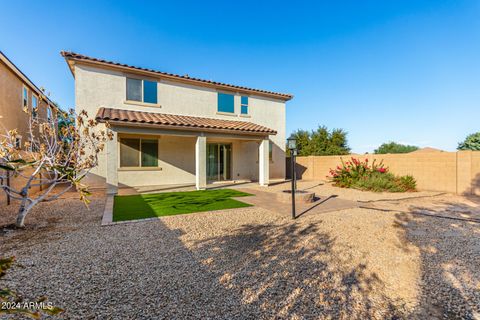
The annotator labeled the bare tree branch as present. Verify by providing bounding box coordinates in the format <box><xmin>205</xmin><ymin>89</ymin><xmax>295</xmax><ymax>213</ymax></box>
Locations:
<box><xmin>0</xmin><ymin>99</ymin><xmax>111</xmax><ymax>227</ymax></box>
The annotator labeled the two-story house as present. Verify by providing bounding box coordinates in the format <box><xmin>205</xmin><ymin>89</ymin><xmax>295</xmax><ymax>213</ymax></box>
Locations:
<box><xmin>61</xmin><ymin>52</ymin><xmax>292</xmax><ymax>193</ymax></box>
<box><xmin>0</xmin><ymin>51</ymin><xmax>57</xmax><ymax>148</ymax></box>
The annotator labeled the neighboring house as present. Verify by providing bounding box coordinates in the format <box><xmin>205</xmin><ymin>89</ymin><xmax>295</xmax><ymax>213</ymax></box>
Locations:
<box><xmin>61</xmin><ymin>52</ymin><xmax>293</xmax><ymax>193</ymax></box>
<box><xmin>0</xmin><ymin>51</ymin><xmax>57</xmax><ymax>147</ymax></box>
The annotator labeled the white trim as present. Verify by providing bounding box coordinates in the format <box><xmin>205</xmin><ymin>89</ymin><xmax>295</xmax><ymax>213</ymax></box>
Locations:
<box><xmin>240</xmin><ymin>95</ymin><xmax>249</xmax><ymax>115</ymax></box>
<box><xmin>216</xmin><ymin>111</ymin><xmax>237</xmax><ymax>117</ymax></box>
<box><xmin>47</xmin><ymin>104</ymin><xmax>53</xmax><ymax>121</ymax></box>
<box><xmin>124</xmin><ymin>100</ymin><xmax>161</xmax><ymax>108</ymax></box>
<box><xmin>22</xmin><ymin>85</ymin><xmax>28</xmax><ymax>109</ymax></box>
<box><xmin>31</xmin><ymin>94</ymin><xmax>38</xmax><ymax>118</ymax></box>
<box><xmin>259</xmin><ymin>139</ymin><xmax>269</xmax><ymax>186</ymax></box>
<box><xmin>195</xmin><ymin>136</ymin><xmax>207</xmax><ymax>190</ymax></box>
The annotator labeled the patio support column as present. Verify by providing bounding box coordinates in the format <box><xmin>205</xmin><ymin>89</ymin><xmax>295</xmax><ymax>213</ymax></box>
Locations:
<box><xmin>106</xmin><ymin>130</ymin><xmax>118</xmax><ymax>195</ymax></box>
<box><xmin>195</xmin><ymin>135</ymin><xmax>207</xmax><ymax>190</ymax></box>
<box><xmin>259</xmin><ymin>138</ymin><xmax>269</xmax><ymax>186</ymax></box>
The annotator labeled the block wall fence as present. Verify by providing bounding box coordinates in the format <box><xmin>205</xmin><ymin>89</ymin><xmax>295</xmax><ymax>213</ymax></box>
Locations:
<box><xmin>0</xmin><ymin>168</ymin><xmax>49</xmax><ymax>205</ymax></box>
<box><xmin>287</xmin><ymin>151</ymin><xmax>480</xmax><ymax>196</ymax></box>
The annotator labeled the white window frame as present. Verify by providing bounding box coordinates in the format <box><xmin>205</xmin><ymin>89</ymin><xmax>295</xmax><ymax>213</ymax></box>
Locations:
<box><xmin>32</xmin><ymin>94</ymin><xmax>38</xmax><ymax>119</ymax></box>
<box><xmin>22</xmin><ymin>86</ymin><xmax>28</xmax><ymax>109</ymax></box>
<box><xmin>240</xmin><ymin>96</ymin><xmax>249</xmax><ymax>115</ymax></box>
<box><xmin>47</xmin><ymin>105</ymin><xmax>53</xmax><ymax>121</ymax></box>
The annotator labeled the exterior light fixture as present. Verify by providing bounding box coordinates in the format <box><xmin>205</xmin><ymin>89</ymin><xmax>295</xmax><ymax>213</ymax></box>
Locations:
<box><xmin>287</xmin><ymin>137</ymin><xmax>297</xmax><ymax>150</ymax></box>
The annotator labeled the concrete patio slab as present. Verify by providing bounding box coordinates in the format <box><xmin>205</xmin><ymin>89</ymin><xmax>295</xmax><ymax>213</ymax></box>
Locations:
<box><xmin>237</xmin><ymin>188</ymin><xmax>358</xmax><ymax>218</ymax></box>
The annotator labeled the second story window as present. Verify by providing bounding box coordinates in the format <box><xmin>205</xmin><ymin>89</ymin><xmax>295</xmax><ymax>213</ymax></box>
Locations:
<box><xmin>47</xmin><ymin>105</ymin><xmax>53</xmax><ymax>121</ymax></box>
<box><xmin>241</xmin><ymin>96</ymin><xmax>249</xmax><ymax>115</ymax></box>
<box><xmin>218</xmin><ymin>93</ymin><xmax>234</xmax><ymax>113</ymax></box>
<box><xmin>126</xmin><ymin>78</ymin><xmax>158</xmax><ymax>104</ymax></box>
<box><xmin>32</xmin><ymin>95</ymin><xmax>38</xmax><ymax>119</ymax></box>
<box><xmin>22</xmin><ymin>87</ymin><xmax>28</xmax><ymax>108</ymax></box>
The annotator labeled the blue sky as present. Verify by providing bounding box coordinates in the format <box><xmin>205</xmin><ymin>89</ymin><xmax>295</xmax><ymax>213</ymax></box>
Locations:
<box><xmin>1</xmin><ymin>0</ymin><xmax>479</xmax><ymax>153</ymax></box>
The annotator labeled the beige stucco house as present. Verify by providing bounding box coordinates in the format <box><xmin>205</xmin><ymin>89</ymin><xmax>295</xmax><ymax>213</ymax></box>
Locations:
<box><xmin>61</xmin><ymin>52</ymin><xmax>292</xmax><ymax>193</ymax></box>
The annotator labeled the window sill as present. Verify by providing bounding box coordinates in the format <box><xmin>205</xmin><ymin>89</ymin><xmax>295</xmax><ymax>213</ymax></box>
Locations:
<box><xmin>124</xmin><ymin>100</ymin><xmax>161</xmax><ymax>108</ymax></box>
<box><xmin>118</xmin><ymin>167</ymin><xmax>162</xmax><ymax>171</ymax></box>
<box><xmin>216</xmin><ymin>111</ymin><xmax>237</xmax><ymax>117</ymax></box>
<box><xmin>239</xmin><ymin>114</ymin><xmax>251</xmax><ymax>118</ymax></box>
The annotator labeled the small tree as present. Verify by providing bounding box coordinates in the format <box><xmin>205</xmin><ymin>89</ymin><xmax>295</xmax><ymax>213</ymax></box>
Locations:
<box><xmin>458</xmin><ymin>132</ymin><xmax>480</xmax><ymax>151</ymax></box>
<box><xmin>0</xmin><ymin>96</ymin><xmax>112</xmax><ymax>227</ymax></box>
<box><xmin>287</xmin><ymin>129</ymin><xmax>311</xmax><ymax>156</ymax></box>
<box><xmin>288</xmin><ymin>126</ymin><xmax>350</xmax><ymax>156</ymax></box>
<box><xmin>374</xmin><ymin>142</ymin><xmax>419</xmax><ymax>154</ymax></box>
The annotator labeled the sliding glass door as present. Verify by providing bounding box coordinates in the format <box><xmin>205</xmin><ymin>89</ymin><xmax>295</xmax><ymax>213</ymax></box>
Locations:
<box><xmin>207</xmin><ymin>143</ymin><xmax>231</xmax><ymax>181</ymax></box>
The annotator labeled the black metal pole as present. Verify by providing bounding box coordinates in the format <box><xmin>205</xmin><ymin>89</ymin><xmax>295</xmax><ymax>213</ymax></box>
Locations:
<box><xmin>291</xmin><ymin>152</ymin><xmax>296</xmax><ymax>219</ymax></box>
<box><xmin>293</xmin><ymin>153</ymin><xmax>297</xmax><ymax>190</ymax></box>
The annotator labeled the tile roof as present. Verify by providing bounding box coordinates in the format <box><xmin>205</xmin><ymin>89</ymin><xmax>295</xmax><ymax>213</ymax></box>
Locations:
<box><xmin>96</xmin><ymin>108</ymin><xmax>277</xmax><ymax>135</ymax></box>
<box><xmin>61</xmin><ymin>51</ymin><xmax>293</xmax><ymax>101</ymax></box>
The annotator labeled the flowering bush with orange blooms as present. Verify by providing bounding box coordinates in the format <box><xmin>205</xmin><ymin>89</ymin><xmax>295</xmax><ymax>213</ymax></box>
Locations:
<box><xmin>329</xmin><ymin>157</ymin><xmax>416</xmax><ymax>192</ymax></box>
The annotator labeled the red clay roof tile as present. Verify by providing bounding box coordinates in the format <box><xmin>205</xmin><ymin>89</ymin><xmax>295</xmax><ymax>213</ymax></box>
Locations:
<box><xmin>95</xmin><ymin>108</ymin><xmax>277</xmax><ymax>135</ymax></box>
<box><xmin>61</xmin><ymin>51</ymin><xmax>293</xmax><ymax>101</ymax></box>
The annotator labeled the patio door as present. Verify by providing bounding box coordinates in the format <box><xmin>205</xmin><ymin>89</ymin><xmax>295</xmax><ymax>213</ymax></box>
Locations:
<box><xmin>207</xmin><ymin>143</ymin><xmax>232</xmax><ymax>182</ymax></box>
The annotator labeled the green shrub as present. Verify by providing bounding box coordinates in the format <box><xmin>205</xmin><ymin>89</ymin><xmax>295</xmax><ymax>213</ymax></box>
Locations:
<box><xmin>397</xmin><ymin>175</ymin><xmax>416</xmax><ymax>191</ymax></box>
<box><xmin>329</xmin><ymin>157</ymin><xmax>416</xmax><ymax>192</ymax></box>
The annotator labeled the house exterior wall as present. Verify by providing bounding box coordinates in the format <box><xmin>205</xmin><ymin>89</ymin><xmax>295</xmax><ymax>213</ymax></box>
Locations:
<box><xmin>0</xmin><ymin>55</ymin><xmax>57</xmax><ymax>205</ymax></box>
<box><xmin>0</xmin><ymin>59</ymin><xmax>49</xmax><ymax>145</ymax></box>
<box><xmin>117</xmin><ymin>134</ymin><xmax>196</xmax><ymax>187</ymax></box>
<box><xmin>74</xmin><ymin>63</ymin><xmax>287</xmax><ymax>186</ymax></box>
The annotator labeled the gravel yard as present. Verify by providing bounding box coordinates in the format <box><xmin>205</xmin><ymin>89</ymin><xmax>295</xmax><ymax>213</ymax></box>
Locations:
<box><xmin>1</xmin><ymin>185</ymin><xmax>479</xmax><ymax>319</ymax></box>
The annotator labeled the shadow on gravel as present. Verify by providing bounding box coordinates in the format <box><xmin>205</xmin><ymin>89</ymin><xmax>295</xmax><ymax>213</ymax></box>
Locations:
<box><xmin>192</xmin><ymin>221</ymin><xmax>407</xmax><ymax>319</ymax></box>
<box><xmin>394</xmin><ymin>201</ymin><xmax>480</xmax><ymax>319</ymax></box>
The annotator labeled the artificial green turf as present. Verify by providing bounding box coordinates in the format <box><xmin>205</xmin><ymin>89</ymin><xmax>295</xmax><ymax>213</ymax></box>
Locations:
<box><xmin>113</xmin><ymin>189</ymin><xmax>253</xmax><ymax>222</ymax></box>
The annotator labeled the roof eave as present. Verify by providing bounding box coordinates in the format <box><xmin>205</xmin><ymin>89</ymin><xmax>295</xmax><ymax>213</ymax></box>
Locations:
<box><xmin>60</xmin><ymin>51</ymin><xmax>293</xmax><ymax>101</ymax></box>
<box><xmin>0</xmin><ymin>51</ymin><xmax>57</xmax><ymax>108</ymax></box>
<box><xmin>64</xmin><ymin>58</ymin><xmax>76</xmax><ymax>78</ymax></box>
<box><xmin>99</xmin><ymin>119</ymin><xmax>277</xmax><ymax>136</ymax></box>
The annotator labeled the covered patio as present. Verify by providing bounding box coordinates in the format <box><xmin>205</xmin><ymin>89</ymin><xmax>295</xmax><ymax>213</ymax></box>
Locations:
<box><xmin>95</xmin><ymin>108</ymin><xmax>278</xmax><ymax>194</ymax></box>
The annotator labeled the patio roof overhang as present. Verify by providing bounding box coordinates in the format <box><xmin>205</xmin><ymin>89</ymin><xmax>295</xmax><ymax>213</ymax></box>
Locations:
<box><xmin>95</xmin><ymin>107</ymin><xmax>277</xmax><ymax>136</ymax></box>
